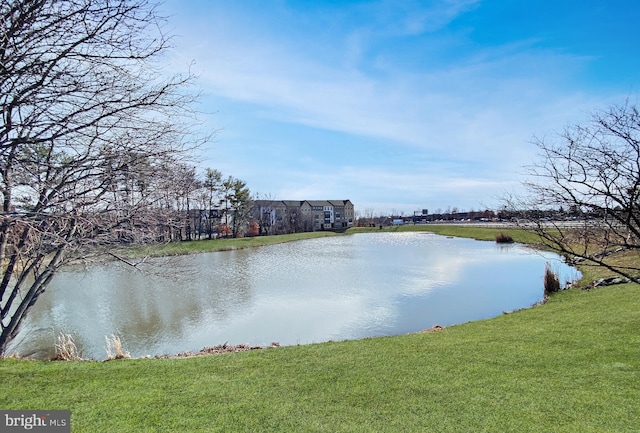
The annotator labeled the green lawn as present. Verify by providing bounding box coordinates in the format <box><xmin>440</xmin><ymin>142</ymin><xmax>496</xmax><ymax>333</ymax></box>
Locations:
<box><xmin>392</xmin><ymin>223</ymin><xmax>542</xmax><ymax>243</ymax></box>
<box><xmin>2</xmin><ymin>225</ymin><xmax>639</xmax><ymax>432</ymax></box>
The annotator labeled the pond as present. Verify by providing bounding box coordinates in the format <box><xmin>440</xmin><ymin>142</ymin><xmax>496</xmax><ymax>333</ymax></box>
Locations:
<box><xmin>10</xmin><ymin>232</ymin><xmax>579</xmax><ymax>359</ymax></box>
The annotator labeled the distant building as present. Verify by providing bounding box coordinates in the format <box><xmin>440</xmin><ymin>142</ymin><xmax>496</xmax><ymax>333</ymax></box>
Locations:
<box><xmin>251</xmin><ymin>199</ymin><xmax>354</xmax><ymax>234</ymax></box>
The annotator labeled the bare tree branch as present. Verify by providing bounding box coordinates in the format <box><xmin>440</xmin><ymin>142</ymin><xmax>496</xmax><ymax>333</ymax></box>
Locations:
<box><xmin>0</xmin><ymin>0</ymin><xmax>209</xmax><ymax>354</ymax></box>
<box><xmin>509</xmin><ymin>100</ymin><xmax>640</xmax><ymax>283</ymax></box>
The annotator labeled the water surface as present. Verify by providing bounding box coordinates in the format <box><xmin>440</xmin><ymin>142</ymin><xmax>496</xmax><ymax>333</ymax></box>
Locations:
<box><xmin>11</xmin><ymin>232</ymin><xmax>578</xmax><ymax>359</ymax></box>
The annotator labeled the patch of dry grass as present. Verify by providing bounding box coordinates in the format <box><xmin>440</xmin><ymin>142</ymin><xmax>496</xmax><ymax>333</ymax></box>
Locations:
<box><xmin>53</xmin><ymin>332</ymin><xmax>82</xmax><ymax>361</ymax></box>
<box><xmin>543</xmin><ymin>262</ymin><xmax>561</xmax><ymax>296</ymax></box>
<box><xmin>495</xmin><ymin>232</ymin><xmax>514</xmax><ymax>243</ymax></box>
<box><xmin>105</xmin><ymin>335</ymin><xmax>131</xmax><ymax>360</ymax></box>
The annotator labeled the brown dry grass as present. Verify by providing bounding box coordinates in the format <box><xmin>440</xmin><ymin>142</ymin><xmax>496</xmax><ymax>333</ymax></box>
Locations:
<box><xmin>543</xmin><ymin>263</ymin><xmax>561</xmax><ymax>296</ymax></box>
<box><xmin>105</xmin><ymin>335</ymin><xmax>131</xmax><ymax>360</ymax></box>
<box><xmin>53</xmin><ymin>332</ymin><xmax>82</xmax><ymax>361</ymax></box>
<box><xmin>495</xmin><ymin>232</ymin><xmax>514</xmax><ymax>243</ymax></box>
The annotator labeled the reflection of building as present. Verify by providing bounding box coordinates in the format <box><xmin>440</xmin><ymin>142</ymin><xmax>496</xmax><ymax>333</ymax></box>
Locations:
<box><xmin>252</xmin><ymin>200</ymin><xmax>354</xmax><ymax>234</ymax></box>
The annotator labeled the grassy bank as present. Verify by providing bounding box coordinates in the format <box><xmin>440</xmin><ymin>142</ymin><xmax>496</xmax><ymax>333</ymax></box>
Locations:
<box><xmin>350</xmin><ymin>223</ymin><xmax>541</xmax><ymax>243</ymax></box>
<box><xmin>2</xmin><ymin>225</ymin><xmax>639</xmax><ymax>431</ymax></box>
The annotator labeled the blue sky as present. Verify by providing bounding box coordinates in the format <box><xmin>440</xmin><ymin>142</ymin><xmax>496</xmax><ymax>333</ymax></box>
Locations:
<box><xmin>163</xmin><ymin>0</ymin><xmax>640</xmax><ymax>216</ymax></box>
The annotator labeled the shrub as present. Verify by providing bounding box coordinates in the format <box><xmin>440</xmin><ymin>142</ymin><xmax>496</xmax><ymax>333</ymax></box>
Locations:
<box><xmin>495</xmin><ymin>232</ymin><xmax>514</xmax><ymax>243</ymax></box>
<box><xmin>544</xmin><ymin>262</ymin><xmax>562</xmax><ymax>296</ymax></box>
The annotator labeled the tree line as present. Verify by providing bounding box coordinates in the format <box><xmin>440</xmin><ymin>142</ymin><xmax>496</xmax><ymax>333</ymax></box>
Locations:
<box><xmin>107</xmin><ymin>163</ymin><xmax>252</xmax><ymax>243</ymax></box>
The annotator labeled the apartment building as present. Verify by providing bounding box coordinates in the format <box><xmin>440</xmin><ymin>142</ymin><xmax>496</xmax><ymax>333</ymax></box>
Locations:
<box><xmin>252</xmin><ymin>199</ymin><xmax>354</xmax><ymax>233</ymax></box>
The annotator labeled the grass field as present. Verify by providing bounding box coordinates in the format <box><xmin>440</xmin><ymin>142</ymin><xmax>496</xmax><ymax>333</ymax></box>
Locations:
<box><xmin>372</xmin><ymin>223</ymin><xmax>542</xmax><ymax>243</ymax></box>
<box><xmin>2</xmin><ymin>225</ymin><xmax>639</xmax><ymax>432</ymax></box>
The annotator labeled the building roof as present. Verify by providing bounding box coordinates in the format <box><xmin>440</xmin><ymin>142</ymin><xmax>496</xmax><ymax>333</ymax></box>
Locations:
<box><xmin>305</xmin><ymin>200</ymin><xmax>332</xmax><ymax>207</ymax></box>
<box><xmin>253</xmin><ymin>199</ymin><xmax>352</xmax><ymax>209</ymax></box>
<box><xmin>281</xmin><ymin>200</ymin><xmax>305</xmax><ymax>207</ymax></box>
<box><xmin>328</xmin><ymin>200</ymin><xmax>352</xmax><ymax>207</ymax></box>
<box><xmin>252</xmin><ymin>200</ymin><xmax>287</xmax><ymax>208</ymax></box>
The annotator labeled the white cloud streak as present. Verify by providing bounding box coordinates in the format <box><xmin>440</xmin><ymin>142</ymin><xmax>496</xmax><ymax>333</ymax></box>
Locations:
<box><xmin>166</xmin><ymin>1</ymin><xmax>626</xmax><ymax>212</ymax></box>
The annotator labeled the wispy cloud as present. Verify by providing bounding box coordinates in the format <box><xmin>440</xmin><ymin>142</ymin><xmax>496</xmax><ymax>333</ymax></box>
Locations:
<box><xmin>173</xmin><ymin>4</ymin><xmax>593</xmax><ymax>150</ymax></box>
<box><xmin>365</xmin><ymin>0</ymin><xmax>481</xmax><ymax>35</ymax></box>
<box><xmin>165</xmin><ymin>0</ymin><xmax>631</xmax><ymax>212</ymax></box>
<box><xmin>268</xmin><ymin>165</ymin><xmax>518</xmax><ymax>214</ymax></box>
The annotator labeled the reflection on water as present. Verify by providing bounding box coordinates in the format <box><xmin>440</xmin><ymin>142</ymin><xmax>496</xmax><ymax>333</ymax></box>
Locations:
<box><xmin>10</xmin><ymin>232</ymin><xmax>579</xmax><ymax>359</ymax></box>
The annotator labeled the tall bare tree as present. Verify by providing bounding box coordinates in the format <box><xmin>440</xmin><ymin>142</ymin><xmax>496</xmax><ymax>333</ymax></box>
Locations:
<box><xmin>252</xmin><ymin>193</ymin><xmax>278</xmax><ymax>236</ymax></box>
<box><xmin>170</xmin><ymin>164</ymin><xmax>200</xmax><ymax>241</ymax></box>
<box><xmin>514</xmin><ymin>100</ymin><xmax>640</xmax><ymax>282</ymax></box>
<box><xmin>0</xmin><ymin>0</ymin><xmax>207</xmax><ymax>354</ymax></box>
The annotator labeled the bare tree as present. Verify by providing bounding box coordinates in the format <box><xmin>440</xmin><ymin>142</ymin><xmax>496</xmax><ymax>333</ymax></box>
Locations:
<box><xmin>514</xmin><ymin>100</ymin><xmax>640</xmax><ymax>282</ymax></box>
<box><xmin>187</xmin><ymin>168</ymin><xmax>221</xmax><ymax>240</ymax></box>
<box><xmin>0</xmin><ymin>0</ymin><xmax>207</xmax><ymax>354</ymax></box>
<box><xmin>283</xmin><ymin>201</ymin><xmax>308</xmax><ymax>234</ymax></box>
<box><xmin>170</xmin><ymin>164</ymin><xmax>200</xmax><ymax>241</ymax></box>
<box><xmin>252</xmin><ymin>193</ymin><xmax>279</xmax><ymax>235</ymax></box>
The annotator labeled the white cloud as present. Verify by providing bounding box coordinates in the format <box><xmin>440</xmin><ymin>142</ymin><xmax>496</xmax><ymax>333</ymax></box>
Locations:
<box><xmin>173</xmin><ymin>13</ymin><xmax>595</xmax><ymax>155</ymax></box>
<box><xmin>165</xmin><ymin>1</ymin><xmax>628</xmax><ymax>213</ymax></box>
<box><xmin>266</xmin><ymin>164</ymin><xmax>518</xmax><ymax>213</ymax></box>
